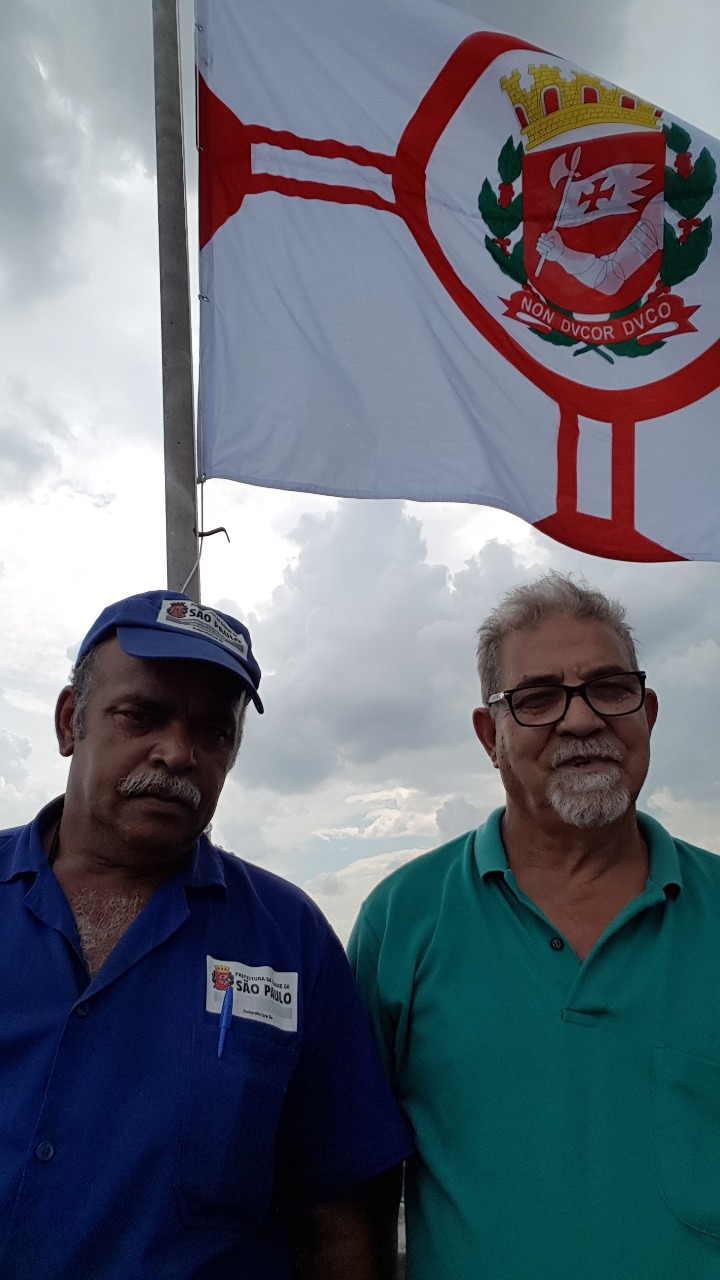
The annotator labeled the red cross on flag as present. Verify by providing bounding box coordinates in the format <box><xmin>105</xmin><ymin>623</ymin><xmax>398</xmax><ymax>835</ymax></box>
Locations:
<box><xmin>553</xmin><ymin>158</ymin><xmax>658</xmax><ymax>226</ymax></box>
<box><xmin>197</xmin><ymin>0</ymin><xmax>720</xmax><ymax>562</ymax></box>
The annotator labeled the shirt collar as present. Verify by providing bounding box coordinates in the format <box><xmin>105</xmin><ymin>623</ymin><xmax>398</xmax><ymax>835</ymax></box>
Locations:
<box><xmin>473</xmin><ymin>808</ymin><xmax>510</xmax><ymax>879</ymax></box>
<box><xmin>0</xmin><ymin>796</ymin><xmax>62</xmax><ymax>882</ymax></box>
<box><xmin>184</xmin><ymin>832</ymin><xmax>228</xmax><ymax>893</ymax></box>
<box><xmin>473</xmin><ymin>806</ymin><xmax>683</xmax><ymax>897</ymax></box>
<box><xmin>638</xmin><ymin>811</ymin><xmax>683</xmax><ymax>897</ymax></box>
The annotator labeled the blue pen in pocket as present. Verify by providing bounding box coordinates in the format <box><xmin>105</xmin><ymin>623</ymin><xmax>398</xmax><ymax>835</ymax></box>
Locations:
<box><xmin>217</xmin><ymin>985</ymin><xmax>234</xmax><ymax>1058</ymax></box>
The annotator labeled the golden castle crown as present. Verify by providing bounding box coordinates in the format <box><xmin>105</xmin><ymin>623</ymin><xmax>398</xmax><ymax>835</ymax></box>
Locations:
<box><xmin>500</xmin><ymin>65</ymin><xmax>661</xmax><ymax>150</ymax></box>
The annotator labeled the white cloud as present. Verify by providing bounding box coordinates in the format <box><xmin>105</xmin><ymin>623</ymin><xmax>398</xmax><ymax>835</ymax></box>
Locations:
<box><xmin>647</xmin><ymin>788</ymin><xmax>720</xmax><ymax>855</ymax></box>
<box><xmin>0</xmin><ymin>730</ymin><xmax>32</xmax><ymax>787</ymax></box>
<box><xmin>305</xmin><ymin>847</ymin><xmax>427</xmax><ymax>942</ymax></box>
<box><xmin>317</xmin><ymin>786</ymin><xmax>441</xmax><ymax>840</ymax></box>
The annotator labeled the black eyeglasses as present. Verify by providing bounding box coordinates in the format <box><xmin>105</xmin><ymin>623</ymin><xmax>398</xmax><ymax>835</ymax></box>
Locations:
<box><xmin>488</xmin><ymin>671</ymin><xmax>646</xmax><ymax>727</ymax></box>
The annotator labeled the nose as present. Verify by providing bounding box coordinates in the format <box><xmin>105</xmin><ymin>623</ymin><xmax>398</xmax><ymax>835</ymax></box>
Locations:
<box><xmin>555</xmin><ymin>687</ymin><xmax>606</xmax><ymax>735</ymax></box>
<box><xmin>149</xmin><ymin>718</ymin><xmax>197</xmax><ymax>771</ymax></box>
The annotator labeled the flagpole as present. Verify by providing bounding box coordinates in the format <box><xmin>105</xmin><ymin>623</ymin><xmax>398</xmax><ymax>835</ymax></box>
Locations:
<box><xmin>152</xmin><ymin>0</ymin><xmax>201</xmax><ymax>600</ymax></box>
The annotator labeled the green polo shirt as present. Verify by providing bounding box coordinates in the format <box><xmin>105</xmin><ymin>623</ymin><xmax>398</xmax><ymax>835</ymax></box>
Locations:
<box><xmin>348</xmin><ymin>809</ymin><xmax>720</xmax><ymax>1279</ymax></box>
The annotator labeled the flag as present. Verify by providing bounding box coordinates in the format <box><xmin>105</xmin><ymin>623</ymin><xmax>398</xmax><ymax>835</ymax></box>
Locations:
<box><xmin>197</xmin><ymin>0</ymin><xmax>720</xmax><ymax>562</ymax></box>
<box><xmin>551</xmin><ymin>160</ymin><xmax>657</xmax><ymax>228</ymax></box>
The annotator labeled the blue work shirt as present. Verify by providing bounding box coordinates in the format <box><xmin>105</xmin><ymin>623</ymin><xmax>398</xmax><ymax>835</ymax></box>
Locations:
<box><xmin>0</xmin><ymin>801</ymin><xmax>412</xmax><ymax>1279</ymax></box>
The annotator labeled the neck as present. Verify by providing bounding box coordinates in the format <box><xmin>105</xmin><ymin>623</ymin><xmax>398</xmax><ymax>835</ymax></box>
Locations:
<box><xmin>42</xmin><ymin>807</ymin><xmax>164</xmax><ymax>976</ymax></box>
<box><xmin>500</xmin><ymin>805</ymin><xmax>650</xmax><ymax>962</ymax></box>
<box><xmin>501</xmin><ymin>803</ymin><xmax>648</xmax><ymax>884</ymax></box>
<box><xmin>45</xmin><ymin>808</ymin><xmax>188</xmax><ymax>898</ymax></box>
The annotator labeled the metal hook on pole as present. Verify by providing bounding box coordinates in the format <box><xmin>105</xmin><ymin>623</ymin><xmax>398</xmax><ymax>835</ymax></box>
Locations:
<box><xmin>199</xmin><ymin>527</ymin><xmax>231</xmax><ymax>543</ymax></box>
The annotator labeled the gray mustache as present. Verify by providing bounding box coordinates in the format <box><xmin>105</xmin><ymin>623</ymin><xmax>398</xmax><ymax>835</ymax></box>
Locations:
<box><xmin>118</xmin><ymin>771</ymin><xmax>201</xmax><ymax>812</ymax></box>
<box><xmin>551</xmin><ymin>738</ymin><xmax>623</xmax><ymax>767</ymax></box>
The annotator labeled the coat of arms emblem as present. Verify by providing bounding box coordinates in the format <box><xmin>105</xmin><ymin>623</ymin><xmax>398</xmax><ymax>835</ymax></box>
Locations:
<box><xmin>479</xmin><ymin>63</ymin><xmax>715</xmax><ymax>361</ymax></box>
<box><xmin>212</xmin><ymin>964</ymin><xmax>234</xmax><ymax>991</ymax></box>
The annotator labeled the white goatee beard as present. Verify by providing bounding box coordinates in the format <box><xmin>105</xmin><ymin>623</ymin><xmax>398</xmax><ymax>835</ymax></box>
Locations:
<box><xmin>548</xmin><ymin>767</ymin><xmax>631</xmax><ymax>828</ymax></box>
<box><xmin>547</xmin><ymin>739</ymin><xmax>630</xmax><ymax>828</ymax></box>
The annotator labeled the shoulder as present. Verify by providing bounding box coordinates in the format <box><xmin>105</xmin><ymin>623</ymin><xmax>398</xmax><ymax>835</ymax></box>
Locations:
<box><xmin>354</xmin><ymin>827</ymin><xmax>478</xmax><ymax>942</ymax></box>
<box><xmin>207</xmin><ymin>840</ymin><xmax>341</xmax><ymax>950</ymax></box>
<box><xmin>350</xmin><ymin>810</ymin><xmax>507</xmax><ymax>962</ymax></box>
<box><xmin>0</xmin><ymin>824</ymin><xmax>27</xmax><ymax>845</ymax></box>
<box><xmin>216</xmin><ymin>844</ymin><xmax>320</xmax><ymax>910</ymax></box>
<box><xmin>0</xmin><ymin>800</ymin><xmax>62</xmax><ymax>867</ymax></box>
<box><xmin>375</xmin><ymin>830</ymin><xmax>474</xmax><ymax>891</ymax></box>
<box><xmin>0</xmin><ymin>819</ymin><xmax>35</xmax><ymax>858</ymax></box>
<box><xmin>668</xmin><ymin>834</ymin><xmax>720</xmax><ymax>883</ymax></box>
<box><xmin>639</xmin><ymin>811</ymin><xmax>720</xmax><ymax>891</ymax></box>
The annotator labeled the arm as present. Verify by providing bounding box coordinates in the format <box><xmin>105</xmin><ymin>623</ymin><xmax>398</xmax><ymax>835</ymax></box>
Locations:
<box><xmin>287</xmin><ymin>1165</ymin><xmax>403</xmax><ymax>1280</ymax></box>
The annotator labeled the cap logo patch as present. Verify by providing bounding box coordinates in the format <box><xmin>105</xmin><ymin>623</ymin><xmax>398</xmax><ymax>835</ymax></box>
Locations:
<box><xmin>157</xmin><ymin>599</ymin><xmax>249</xmax><ymax>659</ymax></box>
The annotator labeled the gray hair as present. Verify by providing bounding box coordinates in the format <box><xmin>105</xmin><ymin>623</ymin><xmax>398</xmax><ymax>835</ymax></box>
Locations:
<box><xmin>70</xmin><ymin>646</ymin><xmax>101</xmax><ymax>739</ymax></box>
<box><xmin>229</xmin><ymin>694</ymin><xmax>248</xmax><ymax>766</ymax></box>
<box><xmin>476</xmin><ymin>571</ymin><xmax>638</xmax><ymax>704</ymax></box>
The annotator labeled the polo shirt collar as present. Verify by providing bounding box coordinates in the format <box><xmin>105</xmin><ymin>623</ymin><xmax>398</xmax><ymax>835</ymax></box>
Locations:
<box><xmin>638</xmin><ymin>811</ymin><xmax>683</xmax><ymax>896</ymax></box>
<box><xmin>185</xmin><ymin>832</ymin><xmax>228</xmax><ymax>892</ymax></box>
<box><xmin>473</xmin><ymin>806</ymin><xmax>683</xmax><ymax>898</ymax></box>
<box><xmin>473</xmin><ymin>808</ymin><xmax>509</xmax><ymax>879</ymax></box>
<box><xmin>0</xmin><ymin>797</ymin><xmax>62</xmax><ymax>882</ymax></box>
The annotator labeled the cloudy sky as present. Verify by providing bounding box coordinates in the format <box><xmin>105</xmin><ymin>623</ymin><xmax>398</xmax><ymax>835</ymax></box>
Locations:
<box><xmin>2</xmin><ymin>0</ymin><xmax>720</xmax><ymax>940</ymax></box>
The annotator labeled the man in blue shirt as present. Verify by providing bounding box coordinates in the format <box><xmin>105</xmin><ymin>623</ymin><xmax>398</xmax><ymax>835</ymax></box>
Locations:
<box><xmin>0</xmin><ymin>590</ymin><xmax>412</xmax><ymax>1280</ymax></box>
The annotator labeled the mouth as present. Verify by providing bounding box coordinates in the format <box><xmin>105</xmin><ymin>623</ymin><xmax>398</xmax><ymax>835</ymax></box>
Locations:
<box><xmin>132</xmin><ymin>790</ymin><xmax>193</xmax><ymax>808</ymax></box>
<box><xmin>557</xmin><ymin>757</ymin><xmax>618</xmax><ymax>769</ymax></box>
<box><xmin>551</xmin><ymin>743</ymin><xmax>624</xmax><ymax>772</ymax></box>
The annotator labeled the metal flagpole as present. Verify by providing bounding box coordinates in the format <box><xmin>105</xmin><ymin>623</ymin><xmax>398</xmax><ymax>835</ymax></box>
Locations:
<box><xmin>151</xmin><ymin>0</ymin><xmax>201</xmax><ymax>600</ymax></box>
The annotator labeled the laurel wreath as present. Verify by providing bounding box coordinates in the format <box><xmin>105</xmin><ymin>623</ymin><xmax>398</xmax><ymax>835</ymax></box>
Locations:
<box><xmin>478</xmin><ymin>125</ymin><xmax>716</xmax><ymax>361</ymax></box>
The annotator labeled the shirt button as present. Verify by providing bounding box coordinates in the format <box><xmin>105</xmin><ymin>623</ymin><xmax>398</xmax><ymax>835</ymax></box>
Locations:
<box><xmin>550</xmin><ymin>936</ymin><xmax>564</xmax><ymax>951</ymax></box>
<box><xmin>36</xmin><ymin>1142</ymin><xmax>55</xmax><ymax>1162</ymax></box>
<box><xmin>75</xmin><ymin>1003</ymin><xmax>90</xmax><ymax>1018</ymax></box>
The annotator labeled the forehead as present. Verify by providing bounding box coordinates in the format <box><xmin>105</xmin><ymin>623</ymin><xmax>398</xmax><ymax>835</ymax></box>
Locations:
<box><xmin>89</xmin><ymin>636</ymin><xmax>243</xmax><ymax>708</ymax></box>
<box><xmin>498</xmin><ymin>614</ymin><xmax>634</xmax><ymax>687</ymax></box>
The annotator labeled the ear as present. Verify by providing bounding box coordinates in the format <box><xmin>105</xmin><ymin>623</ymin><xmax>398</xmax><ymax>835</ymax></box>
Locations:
<box><xmin>56</xmin><ymin>687</ymin><xmax>78</xmax><ymax>757</ymax></box>
<box><xmin>644</xmin><ymin>687</ymin><xmax>659</xmax><ymax>735</ymax></box>
<box><xmin>472</xmin><ymin>706</ymin><xmax>499</xmax><ymax>768</ymax></box>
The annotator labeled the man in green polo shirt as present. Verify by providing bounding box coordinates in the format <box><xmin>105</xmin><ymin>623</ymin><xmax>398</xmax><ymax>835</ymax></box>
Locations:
<box><xmin>348</xmin><ymin>571</ymin><xmax>720</xmax><ymax>1279</ymax></box>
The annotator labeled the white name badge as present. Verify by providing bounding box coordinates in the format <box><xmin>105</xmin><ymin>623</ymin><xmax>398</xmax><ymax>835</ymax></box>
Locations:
<box><xmin>206</xmin><ymin>955</ymin><xmax>298</xmax><ymax>1032</ymax></box>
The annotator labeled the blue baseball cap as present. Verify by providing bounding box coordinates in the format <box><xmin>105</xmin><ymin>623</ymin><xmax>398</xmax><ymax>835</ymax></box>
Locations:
<box><xmin>76</xmin><ymin>590</ymin><xmax>263</xmax><ymax>712</ymax></box>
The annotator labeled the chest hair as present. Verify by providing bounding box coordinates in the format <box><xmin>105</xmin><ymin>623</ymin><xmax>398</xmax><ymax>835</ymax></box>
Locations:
<box><xmin>67</xmin><ymin>889</ymin><xmax>148</xmax><ymax>977</ymax></box>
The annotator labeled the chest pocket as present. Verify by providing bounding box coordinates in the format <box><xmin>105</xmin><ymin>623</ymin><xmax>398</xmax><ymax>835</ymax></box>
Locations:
<box><xmin>173</xmin><ymin>1021</ymin><xmax>298</xmax><ymax>1227</ymax></box>
<box><xmin>654</xmin><ymin>1045</ymin><xmax>720</xmax><ymax>1239</ymax></box>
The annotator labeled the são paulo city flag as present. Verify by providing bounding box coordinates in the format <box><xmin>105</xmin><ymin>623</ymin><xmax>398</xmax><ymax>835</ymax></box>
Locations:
<box><xmin>197</xmin><ymin>0</ymin><xmax>720</xmax><ymax>562</ymax></box>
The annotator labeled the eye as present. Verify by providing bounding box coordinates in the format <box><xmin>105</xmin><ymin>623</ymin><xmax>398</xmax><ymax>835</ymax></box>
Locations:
<box><xmin>116</xmin><ymin>708</ymin><xmax>152</xmax><ymax>727</ymax></box>
<box><xmin>513</xmin><ymin>687</ymin><xmax>559</xmax><ymax>713</ymax></box>
<box><xmin>588</xmin><ymin>674</ymin><xmax>643</xmax><ymax>710</ymax></box>
<box><xmin>205</xmin><ymin>722</ymin><xmax>235</xmax><ymax>745</ymax></box>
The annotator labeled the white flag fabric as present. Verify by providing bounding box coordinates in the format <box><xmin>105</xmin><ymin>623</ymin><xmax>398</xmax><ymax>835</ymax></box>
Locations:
<box><xmin>197</xmin><ymin>0</ymin><xmax>720</xmax><ymax>562</ymax></box>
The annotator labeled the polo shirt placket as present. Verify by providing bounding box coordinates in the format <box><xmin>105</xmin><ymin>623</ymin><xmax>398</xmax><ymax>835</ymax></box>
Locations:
<box><xmin>495</xmin><ymin>860</ymin><xmax>676</xmax><ymax>1027</ymax></box>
